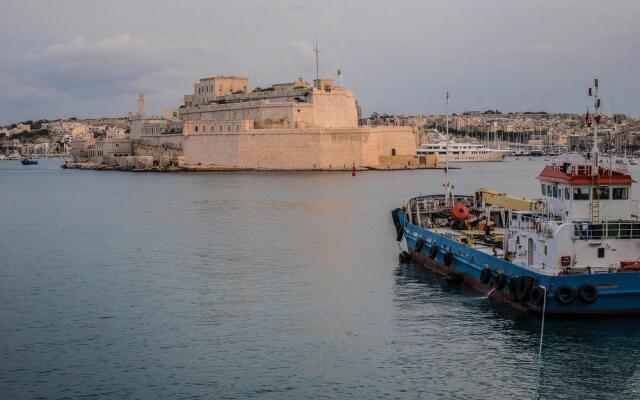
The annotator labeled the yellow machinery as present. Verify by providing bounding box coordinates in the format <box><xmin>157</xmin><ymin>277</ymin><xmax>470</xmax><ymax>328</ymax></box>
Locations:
<box><xmin>475</xmin><ymin>188</ymin><xmax>539</xmax><ymax>212</ymax></box>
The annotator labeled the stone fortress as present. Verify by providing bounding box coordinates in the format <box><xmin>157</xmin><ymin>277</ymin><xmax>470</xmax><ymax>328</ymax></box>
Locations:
<box><xmin>72</xmin><ymin>75</ymin><xmax>424</xmax><ymax>170</ymax></box>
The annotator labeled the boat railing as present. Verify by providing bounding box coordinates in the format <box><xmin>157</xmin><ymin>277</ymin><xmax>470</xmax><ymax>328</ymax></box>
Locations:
<box><xmin>574</xmin><ymin>221</ymin><xmax>640</xmax><ymax>240</ymax></box>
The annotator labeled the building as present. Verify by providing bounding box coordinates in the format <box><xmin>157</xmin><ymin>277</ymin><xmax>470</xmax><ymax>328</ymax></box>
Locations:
<box><xmin>117</xmin><ymin>75</ymin><xmax>418</xmax><ymax>170</ymax></box>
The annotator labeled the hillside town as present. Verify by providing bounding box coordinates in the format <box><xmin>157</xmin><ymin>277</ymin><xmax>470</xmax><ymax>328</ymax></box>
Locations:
<box><xmin>2</xmin><ymin>100</ymin><xmax>640</xmax><ymax>163</ymax></box>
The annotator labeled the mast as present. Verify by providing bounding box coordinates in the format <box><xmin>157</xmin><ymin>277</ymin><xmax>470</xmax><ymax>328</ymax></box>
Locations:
<box><xmin>589</xmin><ymin>78</ymin><xmax>602</xmax><ymax>223</ymax></box>
<box><xmin>444</xmin><ymin>91</ymin><xmax>452</xmax><ymax>206</ymax></box>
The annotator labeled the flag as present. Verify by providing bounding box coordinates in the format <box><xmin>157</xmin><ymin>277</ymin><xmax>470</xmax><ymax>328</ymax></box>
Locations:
<box><xmin>337</xmin><ymin>68</ymin><xmax>341</xmax><ymax>76</ymax></box>
<box><xmin>446</xmin><ymin>91</ymin><xmax>449</xmax><ymax>100</ymax></box>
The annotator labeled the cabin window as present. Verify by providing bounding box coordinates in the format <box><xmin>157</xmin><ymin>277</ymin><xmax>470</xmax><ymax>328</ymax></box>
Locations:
<box><xmin>593</xmin><ymin>186</ymin><xmax>609</xmax><ymax>200</ymax></box>
<box><xmin>612</xmin><ymin>187</ymin><xmax>629</xmax><ymax>200</ymax></box>
<box><xmin>573</xmin><ymin>187</ymin><xmax>590</xmax><ymax>200</ymax></box>
<box><xmin>564</xmin><ymin>187</ymin><xmax>570</xmax><ymax>200</ymax></box>
<box><xmin>552</xmin><ymin>185</ymin><xmax>558</xmax><ymax>198</ymax></box>
<box><xmin>541</xmin><ymin>184</ymin><xmax>547</xmax><ymax>196</ymax></box>
<box><xmin>597</xmin><ymin>248</ymin><xmax>605</xmax><ymax>258</ymax></box>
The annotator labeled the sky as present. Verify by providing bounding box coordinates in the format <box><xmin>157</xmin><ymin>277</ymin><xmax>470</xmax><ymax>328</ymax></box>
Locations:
<box><xmin>1</xmin><ymin>0</ymin><xmax>639</xmax><ymax>124</ymax></box>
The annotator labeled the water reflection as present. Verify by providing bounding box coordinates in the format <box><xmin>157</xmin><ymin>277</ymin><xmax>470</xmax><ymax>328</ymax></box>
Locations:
<box><xmin>394</xmin><ymin>261</ymin><xmax>640</xmax><ymax>399</ymax></box>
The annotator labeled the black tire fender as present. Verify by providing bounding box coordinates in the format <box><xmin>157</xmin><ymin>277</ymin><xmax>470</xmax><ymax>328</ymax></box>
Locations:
<box><xmin>516</xmin><ymin>276</ymin><xmax>536</xmax><ymax>302</ymax></box>
<box><xmin>480</xmin><ymin>267</ymin><xmax>492</xmax><ymax>285</ymax></box>
<box><xmin>555</xmin><ymin>285</ymin><xmax>577</xmax><ymax>305</ymax></box>
<box><xmin>509</xmin><ymin>276</ymin><xmax>520</xmax><ymax>301</ymax></box>
<box><xmin>578</xmin><ymin>284</ymin><xmax>598</xmax><ymax>304</ymax></box>
<box><xmin>443</xmin><ymin>252</ymin><xmax>454</xmax><ymax>267</ymax></box>
<box><xmin>429</xmin><ymin>245</ymin><xmax>439</xmax><ymax>259</ymax></box>
<box><xmin>530</xmin><ymin>286</ymin><xmax>546</xmax><ymax>306</ymax></box>
<box><xmin>494</xmin><ymin>272</ymin><xmax>507</xmax><ymax>291</ymax></box>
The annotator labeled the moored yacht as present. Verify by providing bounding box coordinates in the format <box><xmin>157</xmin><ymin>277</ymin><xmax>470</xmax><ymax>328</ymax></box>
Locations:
<box><xmin>417</xmin><ymin>141</ymin><xmax>510</xmax><ymax>162</ymax></box>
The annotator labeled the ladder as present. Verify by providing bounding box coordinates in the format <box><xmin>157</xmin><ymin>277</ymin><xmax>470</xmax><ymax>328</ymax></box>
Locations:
<box><xmin>591</xmin><ymin>176</ymin><xmax>600</xmax><ymax>223</ymax></box>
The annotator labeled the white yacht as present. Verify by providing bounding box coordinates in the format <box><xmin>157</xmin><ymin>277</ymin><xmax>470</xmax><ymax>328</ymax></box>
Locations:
<box><xmin>417</xmin><ymin>141</ymin><xmax>510</xmax><ymax>162</ymax></box>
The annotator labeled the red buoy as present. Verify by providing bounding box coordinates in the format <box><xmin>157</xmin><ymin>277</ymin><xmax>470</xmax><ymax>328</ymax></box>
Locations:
<box><xmin>451</xmin><ymin>203</ymin><xmax>470</xmax><ymax>220</ymax></box>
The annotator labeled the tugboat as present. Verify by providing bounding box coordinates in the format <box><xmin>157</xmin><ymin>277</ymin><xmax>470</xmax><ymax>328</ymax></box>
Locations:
<box><xmin>392</xmin><ymin>80</ymin><xmax>640</xmax><ymax>316</ymax></box>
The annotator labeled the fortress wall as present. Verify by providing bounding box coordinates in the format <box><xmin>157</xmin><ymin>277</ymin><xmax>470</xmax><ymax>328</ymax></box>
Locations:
<box><xmin>311</xmin><ymin>90</ymin><xmax>358</xmax><ymax>128</ymax></box>
<box><xmin>182</xmin><ymin>126</ymin><xmax>415</xmax><ymax>170</ymax></box>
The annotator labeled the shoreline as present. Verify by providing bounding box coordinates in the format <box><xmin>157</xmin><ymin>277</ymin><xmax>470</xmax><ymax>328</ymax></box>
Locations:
<box><xmin>61</xmin><ymin>162</ymin><xmax>454</xmax><ymax>173</ymax></box>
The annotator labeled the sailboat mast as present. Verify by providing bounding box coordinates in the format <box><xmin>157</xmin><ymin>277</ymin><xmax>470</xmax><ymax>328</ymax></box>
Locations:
<box><xmin>445</xmin><ymin>91</ymin><xmax>451</xmax><ymax>206</ymax></box>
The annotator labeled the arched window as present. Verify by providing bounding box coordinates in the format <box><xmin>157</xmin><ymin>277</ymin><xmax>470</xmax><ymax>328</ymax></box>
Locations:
<box><xmin>391</xmin><ymin>148</ymin><xmax>396</xmax><ymax>156</ymax></box>
<box><xmin>195</xmin><ymin>125</ymin><xmax>198</xmax><ymax>132</ymax></box>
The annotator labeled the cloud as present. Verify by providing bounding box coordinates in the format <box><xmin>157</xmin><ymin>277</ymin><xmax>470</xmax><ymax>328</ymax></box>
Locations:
<box><xmin>0</xmin><ymin>33</ymin><xmax>212</xmax><ymax>122</ymax></box>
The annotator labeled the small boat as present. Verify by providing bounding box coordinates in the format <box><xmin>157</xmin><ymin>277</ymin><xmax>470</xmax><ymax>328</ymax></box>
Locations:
<box><xmin>0</xmin><ymin>153</ymin><xmax>7</xmax><ymax>161</ymax></box>
<box><xmin>7</xmin><ymin>152</ymin><xmax>21</xmax><ymax>160</ymax></box>
<box><xmin>630</xmin><ymin>159</ymin><xmax>638</xmax><ymax>166</ymax></box>
<box><xmin>21</xmin><ymin>158</ymin><xmax>38</xmax><ymax>165</ymax></box>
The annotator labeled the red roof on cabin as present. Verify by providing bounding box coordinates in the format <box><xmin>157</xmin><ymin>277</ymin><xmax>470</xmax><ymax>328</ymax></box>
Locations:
<box><xmin>537</xmin><ymin>165</ymin><xmax>635</xmax><ymax>185</ymax></box>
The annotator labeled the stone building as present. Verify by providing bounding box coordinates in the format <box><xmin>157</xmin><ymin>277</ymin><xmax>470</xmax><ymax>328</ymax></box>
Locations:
<box><xmin>121</xmin><ymin>75</ymin><xmax>417</xmax><ymax>170</ymax></box>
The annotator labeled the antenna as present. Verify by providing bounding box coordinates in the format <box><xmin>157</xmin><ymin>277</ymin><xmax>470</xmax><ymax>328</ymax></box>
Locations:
<box><xmin>315</xmin><ymin>33</ymin><xmax>319</xmax><ymax>84</ymax></box>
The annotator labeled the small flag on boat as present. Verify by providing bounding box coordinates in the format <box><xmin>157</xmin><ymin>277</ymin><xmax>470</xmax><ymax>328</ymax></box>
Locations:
<box><xmin>337</xmin><ymin>68</ymin><xmax>341</xmax><ymax>76</ymax></box>
<box><xmin>446</xmin><ymin>91</ymin><xmax>449</xmax><ymax>100</ymax></box>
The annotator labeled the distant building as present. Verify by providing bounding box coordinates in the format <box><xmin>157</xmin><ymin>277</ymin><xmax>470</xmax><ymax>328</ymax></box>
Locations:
<box><xmin>104</xmin><ymin>74</ymin><xmax>417</xmax><ymax>170</ymax></box>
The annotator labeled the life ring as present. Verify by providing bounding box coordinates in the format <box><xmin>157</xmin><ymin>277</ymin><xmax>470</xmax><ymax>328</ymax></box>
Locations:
<box><xmin>530</xmin><ymin>286</ymin><xmax>546</xmax><ymax>306</ymax></box>
<box><xmin>398</xmin><ymin>251</ymin><xmax>410</xmax><ymax>264</ymax></box>
<box><xmin>451</xmin><ymin>203</ymin><xmax>470</xmax><ymax>220</ymax></box>
<box><xmin>516</xmin><ymin>276</ymin><xmax>535</xmax><ymax>301</ymax></box>
<box><xmin>480</xmin><ymin>267</ymin><xmax>492</xmax><ymax>285</ymax></box>
<box><xmin>494</xmin><ymin>272</ymin><xmax>507</xmax><ymax>290</ymax></box>
<box><xmin>555</xmin><ymin>285</ymin><xmax>577</xmax><ymax>305</ymax></box>
<box><xmin>578</xmin><ymin>284</ymin><xmax>598</xmax><ymax>304</ymax></box>
<box><xmin>396</xmin><ymin>227</ymin><xmax>404</xmax><ymax>242</ymax></box>
<box><xmin>415</xmin><ymin>238</ymin><xmax>426</xmax><ymax>253</ymax></box>
<box><xmin>509</xmin><ymin>276</ymin><xmax>520</xmax><ymax>301</ymax></box>
<box><xmin>443</xmin><ymin>251</ymin><xmax>454</xmax><ymax>266</ymax></box>
<box><xmin>429</xmin><ymin>245</ymin><xmax>439</xmax><ymax>259</ymax></box>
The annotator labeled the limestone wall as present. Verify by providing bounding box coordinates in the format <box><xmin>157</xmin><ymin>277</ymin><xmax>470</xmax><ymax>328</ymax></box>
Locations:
<box><xmin>183</xmin><ymin>126</ymin><xmax>415</xmax><ymax>170</ymax></box>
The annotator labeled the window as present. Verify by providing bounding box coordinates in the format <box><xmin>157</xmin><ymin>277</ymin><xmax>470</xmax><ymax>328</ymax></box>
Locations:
<box><xmin>593</xmin><ymin>186</ymin><xmax>609</xmax><ymax>200</ymax></box>
<box><xmin>552</xmin><ymin>185</ymin><xmax>558</xmax><ymax>198</ymax></box>
<box><xmin>613</xmin><ymin>187</ymin><xmax>629</xmax><ymax>200</ymax></box>
<box><xmin>565</xmin><ymin>187</ymin><xmax>570</xmax><ymax>200</ymax></box>
<box><xmin>195</xmin><ymin>126</ymin><xmax>198</xmax><ymax>132</ymax></box>
<box><xmin>597</xmin><ymin>247</ymin><xmax>605</xmax><ymax>258</ymax></box>
<box><xmin>541</xmin><ymin>184</ymin><xmax>547</xmax><ymax>196</ymax></box>
<box><xmin>391</xmin><ymin>148</ymin><xmax>396</xmax><ymax>156</ymax></box>
<box><xmin>573</xmin><ymin>187</ymin><xmax>590</xmax><ymax>200</ymax></box>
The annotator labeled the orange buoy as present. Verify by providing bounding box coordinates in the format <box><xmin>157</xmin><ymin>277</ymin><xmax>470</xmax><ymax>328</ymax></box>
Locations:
<box><xmin>451</xmin><ymin>203</ymin><xmax>470</xmax><ymax>220</ymax></box>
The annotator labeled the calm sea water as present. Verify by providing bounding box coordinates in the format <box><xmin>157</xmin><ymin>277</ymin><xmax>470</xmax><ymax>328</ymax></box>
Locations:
<box><xmin>2</xmin><ymin>158</ymin><xmax>640</xmax><ymax>399</ymax></box>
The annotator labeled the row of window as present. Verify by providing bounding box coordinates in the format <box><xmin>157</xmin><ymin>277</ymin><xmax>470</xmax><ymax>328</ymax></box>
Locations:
<box><xmin>194</xmin><ymin>124</ymin><xmax>240</xmax><ymax>133</ymax></box>
<box><xmin>541</xmin><ymin>183</ymin><xmax>629</xmax><ymax>200</ymax></box>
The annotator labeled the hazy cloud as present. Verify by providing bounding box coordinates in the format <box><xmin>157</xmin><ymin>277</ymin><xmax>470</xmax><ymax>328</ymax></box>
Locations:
<box><xmin>1</xmin><ymin>0</ymin><xmax>639</xmax><ymax>123</ymax></box>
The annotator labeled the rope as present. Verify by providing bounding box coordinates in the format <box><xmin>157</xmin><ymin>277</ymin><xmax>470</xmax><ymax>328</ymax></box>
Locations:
<box><xmin>533</xmin><ymin>285</ymin><xmax>548</xmax><ymax>400</ymax></box>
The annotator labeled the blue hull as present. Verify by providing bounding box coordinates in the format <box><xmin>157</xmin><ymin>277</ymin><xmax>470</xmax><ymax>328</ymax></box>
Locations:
<box><xmin>398</xmin><ymin>211</ymin><xmax>640</xmax><ymax>316</ymax></box>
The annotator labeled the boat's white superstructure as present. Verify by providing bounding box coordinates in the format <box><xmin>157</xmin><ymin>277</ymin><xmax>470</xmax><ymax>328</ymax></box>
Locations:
<box><xmin>417</xmin><ymin>141</ymin><xmax>510</xmax><ymax>162</ymax></box>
